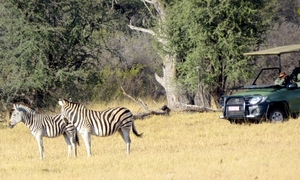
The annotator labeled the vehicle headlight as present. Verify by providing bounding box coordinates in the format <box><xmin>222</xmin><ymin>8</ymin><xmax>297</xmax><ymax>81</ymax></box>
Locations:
<box><xmin>249</xmin><ymin>96</ymin><xmax>267</xmax><ymax>105</ymax></box>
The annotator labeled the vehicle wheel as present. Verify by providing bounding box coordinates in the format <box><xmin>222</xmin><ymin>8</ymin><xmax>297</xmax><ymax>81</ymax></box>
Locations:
<box><xmin>268</xmin><ymin>109</ymin><xmax>285</xmax><ymax>123</ymax></box>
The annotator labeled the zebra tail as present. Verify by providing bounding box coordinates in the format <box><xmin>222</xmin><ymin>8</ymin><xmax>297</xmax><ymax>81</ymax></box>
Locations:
<box><xmin>132</xmin><ymin>121</ymin><xmax>143</xmax><ymax>137</ymax></box>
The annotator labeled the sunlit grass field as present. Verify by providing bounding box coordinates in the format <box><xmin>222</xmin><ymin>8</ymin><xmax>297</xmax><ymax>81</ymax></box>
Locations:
<box><xmin>1</xmin><ymin>99</ymin><xmax>300</xmax><ymax>180</ymax></box>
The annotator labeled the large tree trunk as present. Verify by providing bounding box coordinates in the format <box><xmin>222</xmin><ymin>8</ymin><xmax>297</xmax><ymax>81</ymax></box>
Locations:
<box><xmin>196</xmin><ymin>83</ymin><xmax>211</xmax><ymax>108</ymax></box>
<box><xmin>129</xmin><ymin>0</ymin><xmax>212</xmax><ymax>110</ymax></box>
<box><xmin>154</xmin><ymin>54</ymin><xmax>213</xmax><ymax>109</ymax></box>
<box><xmin>154</xmin><ymin>54</ymin><xmax>180</xmax><ymax>109</ymax></box>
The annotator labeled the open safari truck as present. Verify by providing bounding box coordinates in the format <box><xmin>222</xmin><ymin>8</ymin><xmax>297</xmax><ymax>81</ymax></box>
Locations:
<box><xmin>219</xmin><ymin>44</ymin><xmax>300</xmax><ymax>123</ymax></box>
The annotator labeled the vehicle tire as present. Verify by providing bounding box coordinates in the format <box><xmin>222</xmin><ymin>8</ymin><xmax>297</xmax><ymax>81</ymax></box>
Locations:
<box><xmin>268</xmin><ymin>109</ymin><xmax>285</xmax><ymax>123</ymax></box>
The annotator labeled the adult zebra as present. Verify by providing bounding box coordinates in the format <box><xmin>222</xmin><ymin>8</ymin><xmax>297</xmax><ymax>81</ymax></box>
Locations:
<box><xmin>9</xmin><ymin>104</ymin><xmax>79</xmax><ymax>159</ymax></box>
<box><xmin>58</xmin><ymin>98</ymin><xmax>142</xmax><ymax>157</ymax></box>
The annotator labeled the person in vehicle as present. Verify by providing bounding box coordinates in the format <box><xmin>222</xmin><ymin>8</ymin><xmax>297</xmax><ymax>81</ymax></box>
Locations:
<box><xmin>275</xmin><ymin>72</ymin><xmax>290</xmax><ymax>86</ymax></box>
<box><xmin>290</xmin><ymin>60</ymin><xmax>300</xmax><ymax>82</ymax></box>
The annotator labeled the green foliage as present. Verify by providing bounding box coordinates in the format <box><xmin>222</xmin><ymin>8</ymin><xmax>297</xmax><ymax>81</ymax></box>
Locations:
<box><xmin>92</xmin><ymin>63</ymin><xmax>152</xmax><ymax>102</ymax></box>
<box><xmin>0</xmin><ymin>0</ymin><xmax>164</xmax><ymax>110</ymax></box>
<box><xmin>0</xmin><ymin>0</ymin><xmax>112</xmax><ymax>108</ymax></box>
<box><xmin>165</xmin><ymin>0</ymin><xmax>275</xmax><ymax>98</ymax></box>
<box><xmin>2</xmin><ymin>0</ymin><xmax>281</xmax><ymax>110</ymax></box>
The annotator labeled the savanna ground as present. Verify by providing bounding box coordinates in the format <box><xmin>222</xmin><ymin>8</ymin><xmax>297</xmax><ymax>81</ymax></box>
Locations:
<box><xmin>0</xmin><ymin>100</ymin><xmax>300</xmax><ymax>180</ymax></box>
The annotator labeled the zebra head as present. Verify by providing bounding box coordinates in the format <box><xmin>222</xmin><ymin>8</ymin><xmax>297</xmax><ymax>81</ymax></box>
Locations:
<box><xmin>9</xmin><ymin>104</ymin><xmax>35</xmax><ymax>128</ymax></box>
<box><xmin>58</xmin><ymin>98</ymin><xmax>87</xmax><ymax>124</ymax></box>
<box><xmin>58</xmin><ymin>98</ymin><xmax>67</xmax><ymax>107</ymax></box>
<box><xmin>58</xmin><ymin>98</ymin><xmax>69</xmax><ymax>119</ymax></box>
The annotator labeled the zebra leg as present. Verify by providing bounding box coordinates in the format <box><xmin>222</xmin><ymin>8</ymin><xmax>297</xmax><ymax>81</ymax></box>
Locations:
<box><xmin>81</xmin><ymin>131</ymin><xmax>92</xmax><ymax>157</ymax></box>
<box><xmin>118</xmin><ymin>129</ymin><xmax>125</xmax><ymax>141</ymax></box>
<box><xmin>71</xmin><ymin>132</ymin><xmax>78</xmax><ymax>158</ymax></box>
<box><xmin>120</xmin><ymin>128</ymin><xmax>131</xmax><ymax>154</ymax></box>
<box><xmin>65</xmin><ymin>123</ymin><xmax>79</xmax><ymax>158</ymax></box>
<box><xmin>35</xmin><ymin>135</ymin><xmax>44</xmax><ymax>160</ymax></box>
<box><xmin>63</xmin><ymin>134</ymin><xmax>73</xmax><ymax>158</ymax></box>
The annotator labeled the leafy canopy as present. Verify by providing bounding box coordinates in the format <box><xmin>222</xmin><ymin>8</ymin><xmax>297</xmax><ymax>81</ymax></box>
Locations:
<box><xmin>165</xmin><ymin>0</ymin><xmax>274</xmax><ymax>97</ymax></box>
<box><xmin>0</xmin><ymin>0</ymin><xmax>113</xmax><ymax>108</ymax></box>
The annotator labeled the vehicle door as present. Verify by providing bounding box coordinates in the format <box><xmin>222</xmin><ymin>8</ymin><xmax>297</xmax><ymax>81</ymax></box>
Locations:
<box><xmin>286</xmin><ymin>84</ymin><xmax>300</xmax><ymax>113</ymax></box>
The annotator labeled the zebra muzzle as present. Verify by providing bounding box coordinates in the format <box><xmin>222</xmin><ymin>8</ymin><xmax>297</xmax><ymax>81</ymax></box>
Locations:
<box><xmin>8</xmin><ymin>122</ymin><xmax>15</xmax><ymax>128</ymax></box>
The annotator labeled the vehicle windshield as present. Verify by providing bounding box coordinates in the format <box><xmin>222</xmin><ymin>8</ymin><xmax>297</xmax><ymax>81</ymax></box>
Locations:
<box><xmin>252</xmin><ymin>68</ymin><xmax>281</xmax><ymax>86</ymax></box>
<box><xmin>242</xmin><ymin>44</ymin><xmax>300</xmax><ymax>88</ymax></box>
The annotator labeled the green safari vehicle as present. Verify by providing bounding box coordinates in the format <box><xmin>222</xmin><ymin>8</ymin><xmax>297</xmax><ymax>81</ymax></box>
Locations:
<box><xmin>219</xmin><ymin>44</ymin><xmax>300</xmax><ymax>123</ymax></box>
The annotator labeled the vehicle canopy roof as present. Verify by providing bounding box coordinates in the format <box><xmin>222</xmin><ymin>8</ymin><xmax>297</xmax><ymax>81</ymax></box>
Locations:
<box><xmin>244</xmin><ymin>44</ymin><xmax>300</xmax><ymax>56</ymax></box>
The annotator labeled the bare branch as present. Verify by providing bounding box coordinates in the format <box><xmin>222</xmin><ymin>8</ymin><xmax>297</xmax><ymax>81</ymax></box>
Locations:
<box><xmin>128</xmin><ymin>23</ymin><xmax>156</xmax><ymax>36</ymax></box>
<box><xmin>121</xmin><ymin>86</ymin><xmax>170</xmax><ymax>119</ymax></box>
<box><xmin>177</xmin><ymin>103</ymin><xmax>221</xmax><ymax>112</ymax></box>
<box><xmin>155</xmin><ymin>73</ymin><xmax>164</xmax><ymax>87</ymax></box>
<box><xmin>141</xmin><ymin>0</ymin><xmax>157</xmax><ymax>19</ymax></box>
<box><xmin>133</xmin><ymin>107</ymin><xmax>170</xmax><ymax>120</ymax></box>
<box><xmin>127</xmin><ymin>24</ymin><xmax>167</xmax><ymax>45</ymax></box>
<box><xmin>121</xmin><ymin>86</ymin><xmax>148</xmax><ymax>110</ymax></box>
<box><xmin>141</xmin><ymin>0</ymin><xmax>166</xmax><ymax>19</ymax></box>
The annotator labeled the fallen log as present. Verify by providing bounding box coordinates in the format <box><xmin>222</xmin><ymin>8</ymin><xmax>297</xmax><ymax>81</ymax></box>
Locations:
<box><xmin>174</xmin><ymin>103</ymin><xmax>221</xmax><ymax>112</ymax></box>
<box><xmin>133</xmin><ymin>105</ymin><xmax>170</xmax><ymax>120</ymax></box>
<box><xmin>121</xmin><ymin>86</ymin><xmax>170</xmax><ymax>120</ymax></box>
<box><xmin>121</xmin><ymin>86</ymin><xmax>221</xmax><ymax>119</ymax></box>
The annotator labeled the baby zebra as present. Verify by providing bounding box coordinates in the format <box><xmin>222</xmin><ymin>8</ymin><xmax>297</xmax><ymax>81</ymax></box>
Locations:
<box><xmin>9</xmin><ymin>104</ymin><xmax>79</xmax><ymax>160</ymax></box>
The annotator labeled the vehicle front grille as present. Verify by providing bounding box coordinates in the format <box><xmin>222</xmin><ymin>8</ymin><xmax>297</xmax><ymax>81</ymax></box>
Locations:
<box><xmin>226</xmin><ymin>109</ymin><xmax>245</xmax><ymax>117</ymax></box>
<box><xmin>226</xmin><ymin>97</ymin><xmax>245</xmax><ymax>105</ymax></box>
<box><xmin>225</xmin><ymin>96</ymin><xmax>246</xmax><ymax>117</ymax></box>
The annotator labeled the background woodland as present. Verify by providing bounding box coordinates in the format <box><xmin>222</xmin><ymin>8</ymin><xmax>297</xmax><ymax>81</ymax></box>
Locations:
<box><xmin>1</xmin><ymin>0</ymin><xmax>300</xmax><ymax>113</ymax></box>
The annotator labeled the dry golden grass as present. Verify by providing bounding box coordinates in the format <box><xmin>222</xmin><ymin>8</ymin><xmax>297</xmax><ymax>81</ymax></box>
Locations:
<box><xmin>1</xmin><ymin>100</ymin><xmax>300</xmax><ymax>180</ymax></box>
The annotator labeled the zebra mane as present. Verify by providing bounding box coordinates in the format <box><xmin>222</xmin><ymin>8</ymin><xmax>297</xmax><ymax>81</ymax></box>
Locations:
<box><xmin>64</xmin><ymin>98</ymin><xmax>79</xmax><ymax>104</ymax></box>
<box><xmin>63</xmin><ymin>98</ymin><xmax>87</xmax><ymax>110</ymax></box>
<box><xmin>10</xmin><ymin>103</ymin><xmax>36</xmax><ymax>118</ymax></box>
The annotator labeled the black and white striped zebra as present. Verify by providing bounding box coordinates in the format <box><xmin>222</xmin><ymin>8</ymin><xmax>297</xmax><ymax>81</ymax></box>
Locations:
<box><xmin>58</xmin><ymin>98</ymin><xmax>142</xmax><ymax>157</ymax></box>
<box><xmin>9</xmin><ymin>104</ymin><xmax>79</xmax><ymax>159</ymax></box>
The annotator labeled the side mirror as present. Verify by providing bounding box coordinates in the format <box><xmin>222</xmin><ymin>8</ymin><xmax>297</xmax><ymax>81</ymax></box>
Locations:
<box><xmin>287</xmin><ymin>83</ymin><xmax>298</xmax><ymax>90</ymax></box>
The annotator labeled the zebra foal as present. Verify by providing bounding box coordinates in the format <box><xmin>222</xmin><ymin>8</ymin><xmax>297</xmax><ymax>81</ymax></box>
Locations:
<box><xmin>9</xmin><ymin>104</ymin><xmax>79</xmax><ymax>160</ymax></box>
<box><xmin>58</xmin><ymin>98</ymin><xmax>142</xmax><ymax>157</ymax></box>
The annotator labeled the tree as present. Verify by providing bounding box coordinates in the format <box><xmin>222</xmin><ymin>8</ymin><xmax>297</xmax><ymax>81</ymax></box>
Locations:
<box><xmin>0</xmin><ymin>0</ymin><xmax>279</xmax><ymax>113</ymax></box>
<box><xmin>0</xmin><ymin>0</ymin><xmax>111</xmax><ymax>109</ymax></box>
<box><xmin>0</xmin><ymin>0</ymin><xmax>165</xmax><ymax>115</ymax></box>
<box><xmin>128</xmin><ymin>0</ymin><xmax>182</xmax><ymax>109</ymax></box>
<box><xmin>129</xmin><ymin>0</ymin><xmax>276</xmax><ymax>109</ymax></box>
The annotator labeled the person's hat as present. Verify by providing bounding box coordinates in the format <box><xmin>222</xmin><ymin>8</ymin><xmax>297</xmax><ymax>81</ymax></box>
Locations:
<box><xmin>279</xmin><ymin>72</ymin><xmax>286</xmax><ymax>77</ymax></box>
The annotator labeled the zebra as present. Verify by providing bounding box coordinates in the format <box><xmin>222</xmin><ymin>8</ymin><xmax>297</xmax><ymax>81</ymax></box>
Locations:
<box><xmin>58</xmin><ymin>98</ymin><xmax>142</xmax><ymax>157</ymax></box>
<box><xmin>8</xmin><ymin>103</ymin><xmax>79</xmax><ymax>160</ymax></box>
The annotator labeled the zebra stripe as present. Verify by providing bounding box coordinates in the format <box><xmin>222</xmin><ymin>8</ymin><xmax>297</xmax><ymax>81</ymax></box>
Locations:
<box><xmin>9</xmin><ymin>104</ymin><xmax>79</xmax><ymax>159</ymax></box>
<box><xmin>58</xmin><ymin>98</ymin><xmax>142</xmax><ymax>156</ymax></box>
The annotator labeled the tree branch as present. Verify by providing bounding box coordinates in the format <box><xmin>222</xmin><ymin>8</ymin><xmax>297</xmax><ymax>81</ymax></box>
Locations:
<box><xmin>141</xmin><ymin>0</ymin><xmax>165</xmax><ymax>17</ymax></box>
<box><xmin>155</xmin><ymin>73</ymin><xmax>164</xmax><ymax>87</ymax></box>
<box><xmin>128</xmin><ymin>24</ymin><xmax>167</xmax><ymax>44</ymax></box>
<box><xmin>121</xmin><ymin>86</ymin><xmax>148</xmax><ymax>111</ymax></box>
<box><xmin>176</xmin><ymin>103</ymin><xmax>221</xmax><ymax>112</ymax></box>
<box><xmin>128</xmin><ymin>23</ymin><xmax>156</xmax><ymax>36</ymax></box>
<box><xmin>141</xmin><ymin>0</ymin><xmax>157</xmax><ymax>19</ymax></box>
<box><xmin>121</xmin><ymin>86</ymin><xmax>170</xmax><ymax>119</ymax></box>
